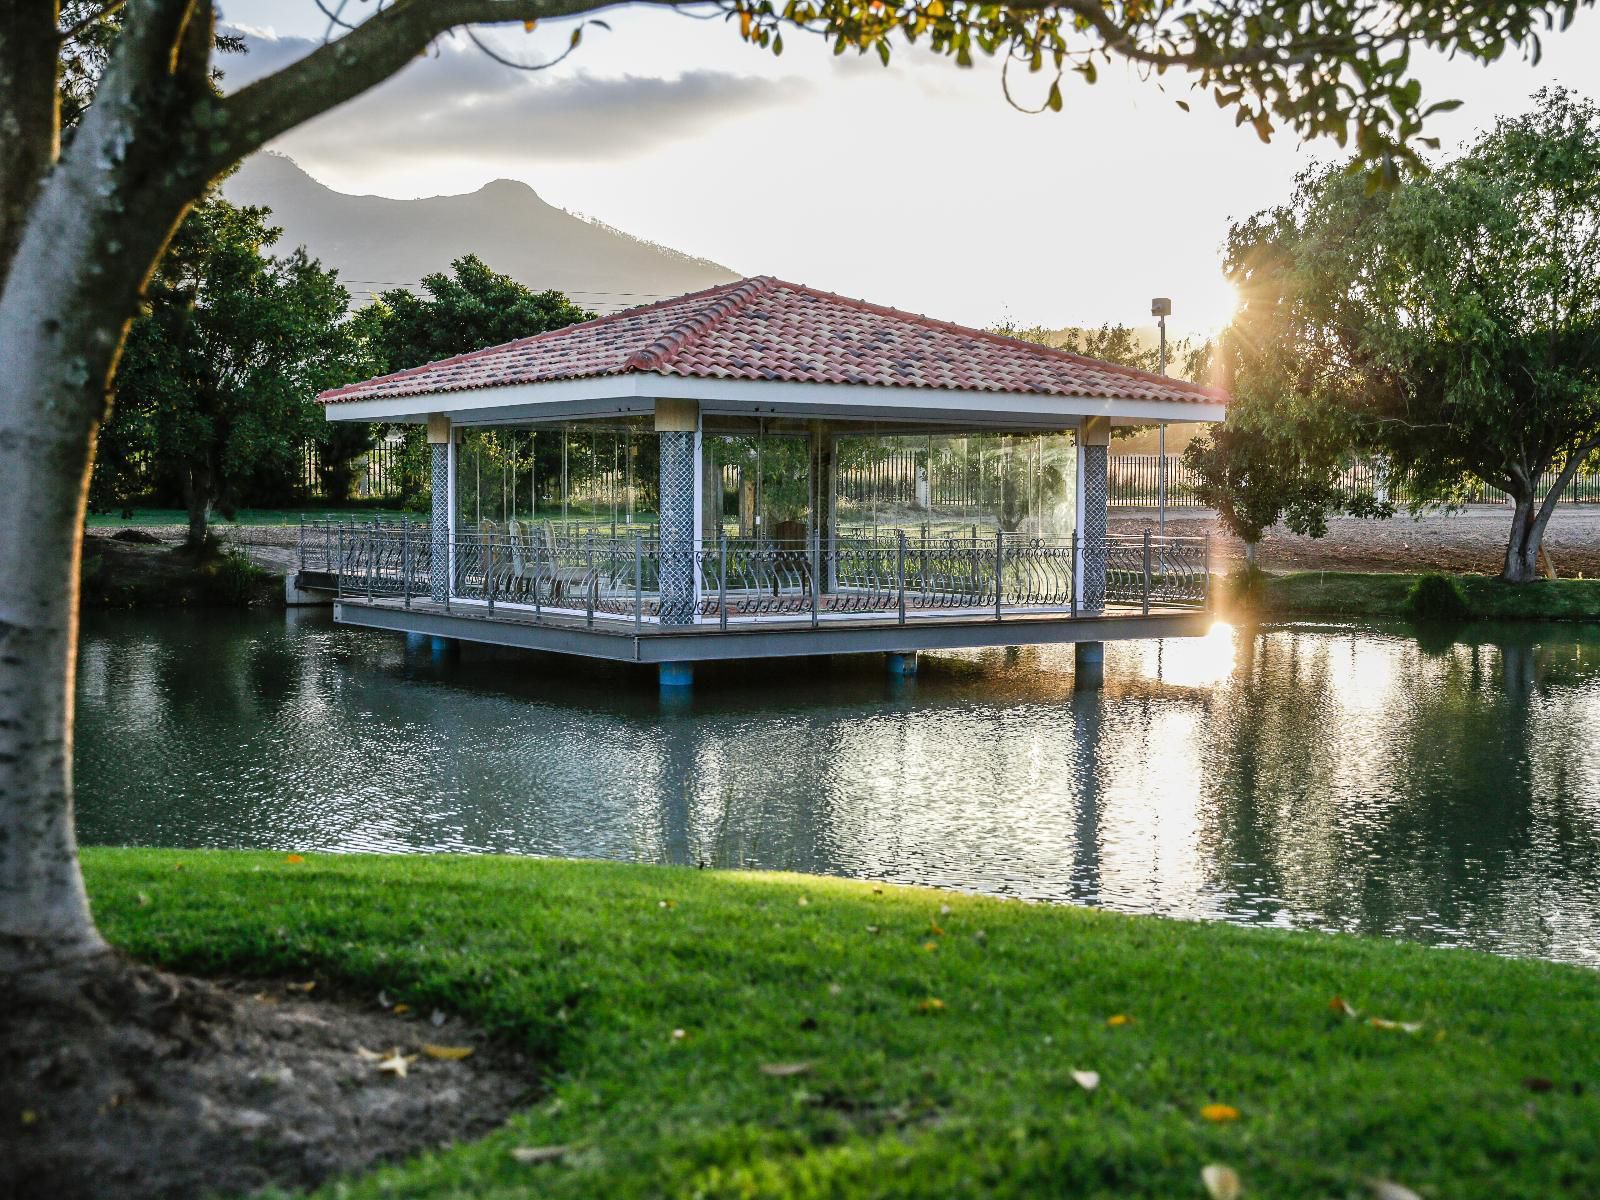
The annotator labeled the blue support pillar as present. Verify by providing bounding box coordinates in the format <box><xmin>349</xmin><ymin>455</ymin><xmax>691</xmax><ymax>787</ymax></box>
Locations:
<box><xmin>430</xmin><ymin>636</ymin><xmax>459</xmax><ymax>663</ymax></box>
<box><xmin>1074</xmin><ymin>641</ymin><xmax>1105</xmax><ymax>690</ymax></box>
<box><xmin>885</xmin><ymin>651</ymin><xmax>919</xmax><ymax>676</ymax></box>
<box><xmin>659</xmin><ymin>662</ymin><xmax>694</xmax><ymax>689</ymax></box>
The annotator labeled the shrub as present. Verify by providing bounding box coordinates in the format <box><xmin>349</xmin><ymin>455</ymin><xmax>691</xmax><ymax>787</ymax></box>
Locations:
<box><xmin>1405</xmin><ymin>573</ymin><xmax>1472</xmax><ymax>622</ymax></box>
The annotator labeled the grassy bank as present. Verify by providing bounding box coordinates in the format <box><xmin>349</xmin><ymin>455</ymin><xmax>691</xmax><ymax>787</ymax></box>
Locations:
<box><xmin>1232</xmin><ymin>570</ymin><xmax>1600</xmax><ymax>622</ymax></box>
<box><xmin>80</xmin><ymin>849</ymin><xmax>1600</xmax><ymax>1199</ymax></box>
<box><xmin>80</xmin><ymin>536</ymin><xmax>280</xmax><ymax>609</ymax></box>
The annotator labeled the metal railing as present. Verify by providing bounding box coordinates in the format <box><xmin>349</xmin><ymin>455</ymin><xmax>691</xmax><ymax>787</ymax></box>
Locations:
<box><xmin>327</xmin><ymin>525</ymin><xmax>1209</xmax><ymax>626</ymax></box>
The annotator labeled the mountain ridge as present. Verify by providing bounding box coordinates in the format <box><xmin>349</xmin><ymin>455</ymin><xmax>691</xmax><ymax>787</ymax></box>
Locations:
<box><xmin>222</xmin><ymin>154</ymin><xmax>738</xmax><ymax>310</ymax></box>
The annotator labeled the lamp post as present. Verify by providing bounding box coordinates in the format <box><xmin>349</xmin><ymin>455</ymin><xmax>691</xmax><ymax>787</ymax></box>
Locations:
<box><xmin>1151</xmin><ymin>296</ymin><xmax>1171</xmax><ymax>536</ymax></box>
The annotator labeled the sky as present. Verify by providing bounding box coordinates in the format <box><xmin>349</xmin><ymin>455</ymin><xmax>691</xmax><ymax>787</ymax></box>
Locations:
<box><xmin>219</xmin><ymin>2</ymin><xmax>1600</xmax><ymax>339</ymax></box>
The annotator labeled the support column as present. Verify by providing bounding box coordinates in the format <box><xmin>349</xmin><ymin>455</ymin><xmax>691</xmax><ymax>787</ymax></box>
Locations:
<box><xmin>1076</xmin><ymin>417</ymin><xmax>1110</xmax><ymax>613</ymax></box>
<box><xmin>809</xmin><ymin>423</ymin><xmax>837</xmax><ymax>592</ymax></box>
<box><xmin>886</xmin><ymin>651</ymin><xmax>918</xmax><ymax>677</ymax></box>
<box><xmin>656</xmin><ymin>398</ymin><xmax>700</xmax><ymax>626</ymax></box>
<box><xmin>428</xmin><ymin>413</ymin><xmax>451</xmax><ymax>603</ymax></box>
<box><xmin>1074</xmin><ymin>641</ymin><xmax>1105</xmax><ymax>690</ymax></box>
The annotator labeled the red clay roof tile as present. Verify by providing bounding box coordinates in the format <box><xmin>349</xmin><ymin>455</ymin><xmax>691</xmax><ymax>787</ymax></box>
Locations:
<box><xmin>318</xmin><ymin>276</ymin><xmax>1227</xmax><ymax>407</ymax></box>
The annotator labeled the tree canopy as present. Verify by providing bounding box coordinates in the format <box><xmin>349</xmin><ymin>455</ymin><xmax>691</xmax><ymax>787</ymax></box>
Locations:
<box><xmin>1217</xmin><ymin>87</ymin><xmax>1600</xmax><ymax>580</ymax></box>
<box><xmin>102</xmin><ymin>197</ymin><xmax>363</xmax><ymax>546</ymax></box>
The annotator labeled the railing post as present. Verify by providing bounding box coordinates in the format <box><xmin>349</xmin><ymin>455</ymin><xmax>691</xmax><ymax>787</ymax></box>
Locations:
<box><xmin>532</xmin><ymin>533</ymin><xmax>542</xmax><ymax>621</ymax></box>
<box><xmin>324</xmin><ymin>519</ymin><xmax>331</xmax><ymax>575</ymax></box>
<box><xmin>994</xmin><ymin>528</ymin><xmax>1004</xmax><ymax>622</ymax></box>
<box><xmin>1203</xmin><ymin>532</ymin><xmax>1213</xmax><ymax>610</ymax></box>
<box><xmin>896</xmin><ymin>530</ymin><xmax>907</xmax><ymax>625</ymax></box>
<box><xmin>366</xmin><ymin>520</ymin><xmax>375</xmax><ymax>600</ymax></box>
<box><xmin>718</xmin><ymin>534</ymin><xmax>728</xmax><ymax>632</ymax></box>
<box><xmin>810</xmin><ymin>529</ymin><xmax>820</xmax><ymax>628</ymax></box>
<box><xmin>1142</xmin><ymin>528</ymin><xmax>1152</xmax><ymax>615</ymax></box>
<box><xmin>1070</xmin><ymin>530</ymin><xmax>1078</xmax><ymax>617</ymax></box>
<box><xmin>487</xmin><ymin>533</ymin><xmax>496</xmax><ymax>613</ymax></box>
<box><xmin>401</xmin><ymin>519</ymin><xmax>411</xmax><ymax>609</ymax></box>
<box><xmin>634</xmin><ymin>531</ymin><xmax>644</xmax><ymax>634</ymax></box>
<box><xmin>336</xmin><ymin>525</ymin><xmax>344</xmax><ymax>598</ymax></box>
<box><xmin>586</xmin><ymin>532</ymin><xmax>596</xmax><ymax>627</ymax></box>
<box><xmin>297</xmin><ymin>517</ymin><xmax>305</xmax><ymax>573</ymax></box>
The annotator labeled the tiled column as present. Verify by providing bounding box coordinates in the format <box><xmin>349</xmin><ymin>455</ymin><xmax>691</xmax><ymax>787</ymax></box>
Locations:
<box><xmin>1076</xmin><ymin>417</ymin><xmax>1110</xmax><ymax>614</ymax></box>
<box><xmin>427</xmin><ymin>413</ymin><xmax>451</xmax><ymax>603</ymax></box>
<box><xmin>656</xmin><ymin>399</ymin><xmax>700</xmax><ymax>627</ymax></box>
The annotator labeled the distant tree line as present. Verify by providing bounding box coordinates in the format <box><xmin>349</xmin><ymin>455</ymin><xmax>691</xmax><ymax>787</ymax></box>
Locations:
<box><xmin>90</xmin><ymin>200</ymin><xmax>594</xmax><ymax>548</ymax></box>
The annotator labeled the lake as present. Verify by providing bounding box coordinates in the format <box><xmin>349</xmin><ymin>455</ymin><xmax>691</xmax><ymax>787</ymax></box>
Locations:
<box><xmin>75</xmin><ymin>608</ymin><xmax>1600</xmax><ymax>967</ymax></box>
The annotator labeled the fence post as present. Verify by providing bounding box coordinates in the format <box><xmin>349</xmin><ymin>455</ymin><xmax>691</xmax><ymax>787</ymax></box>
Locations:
<box><xmin>718</xmin><ymin>534</ymin><xmax>728</xmax><ymax>632</ymax></box>
<box><xmin>401</xmin><ymin>519</ymin><xmax>411</xmax><ymax>609</ymax></box>
<box><xmin>532</xmin><ymin>532</ymin><xmax>542</xmax><ymax>621</ymax></box>
<box><xmin>810</xmin><ymin>529</ymin><xmax>820</xmax><ymax>629</ymax></box>
<box><xmin>1203</xmin><ymin>532</ymin><xmax>1213</xmax><ymax>611</ymax></box>
<box><xmin>324</xmin><ymin>520</ymin><xmax>331</xmax><ymax>575</ymax></box>
<box><xmin>1142</xmin><ymin>528</ymin><xmax>1152</xmax><ymax>615</ymax></box>
<box><xmin>297</xmin><ymin>517</ymin><xmax>305</xmax><ymax>573</ymax></box>
<box><xmin>336</xmin><ymin>525</ymin><xmax>344</xmax><ymax>598</ymax></box>
<box><xmin>366</xmin><ymin>520</ymin><xmax>375</xmax><ymax>600</ymax></box>
<box><xmin>487</xmin><ymin>533</ymin><xmax>496</xmax><ymax>613</ymax></box>
<box><xmin>586</xmin><ymin>531</ymin><xmax>595</xmax><ymax>627</ymax></box>
<box><xmin>634</xmin><ymin>531</ymin><xmax>643</xmax><ymax>634</ymax></box>
<box><xmin>994</xmin><ymin>528</ymin><xmax>1004</xmax><ymax>622</ymax></box>
<box><xmin>1070</xmin><ymin>530</ymin><xmax>1078</xmax><ymax>618</ymax></box>
<box><xmin>896</xmin><ymin>530</ymin><xmax>907</xmax><ymax>625</ymax></box>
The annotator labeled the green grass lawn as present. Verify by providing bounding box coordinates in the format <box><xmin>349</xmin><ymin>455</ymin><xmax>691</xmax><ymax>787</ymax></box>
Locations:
<box><xmin>1246</xmin><ymin>571</ymin><xmax>1600</xmax><ymax>622</ymax></box>
<box><xmin>83</xmin><ymin>849</ymin><xmax>1600</xmax><ymax>1199</ymax></box>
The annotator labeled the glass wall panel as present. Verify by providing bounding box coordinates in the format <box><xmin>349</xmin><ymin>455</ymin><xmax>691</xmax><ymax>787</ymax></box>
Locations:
<box><xmin>704</xmin><ymin>432</ymin><xmax>812</xmax><ymax>543</ymax></box>
<box><xmin>455</xmin><ymin>421</ymin><xmax>658</xmax><ymax>538</ymax></box>
<box><xmin>835</xmin><ymin>431</ymin><xmax>1076</xmax><ymax>540</ymax></box>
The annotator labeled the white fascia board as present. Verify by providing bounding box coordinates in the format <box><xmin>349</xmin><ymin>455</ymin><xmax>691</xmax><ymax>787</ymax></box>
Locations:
<box><xmin>321</xmin><ymin>373</ymin><xmax>1225</xmax><ymax>426</ymax></box>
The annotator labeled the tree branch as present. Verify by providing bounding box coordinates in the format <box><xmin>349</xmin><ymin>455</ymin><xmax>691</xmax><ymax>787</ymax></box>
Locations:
<box><xmin>0</xmin><ymin>0</ymin><xmax>63</xmax><ymax>291</ymax></box>
<box><xmin>213</xmin><ymin>0</ymin><xmax>654</xmax><ymax>171</ymax></box>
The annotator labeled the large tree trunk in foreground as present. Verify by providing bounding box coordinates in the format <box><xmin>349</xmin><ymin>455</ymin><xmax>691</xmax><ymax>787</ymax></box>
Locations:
<box><xmin>1500</xmin><ymin>455</ymin><xmax>1586</xmax><ymax>583</ymax></box>
<box><xmin>0</xmin><ymin>0</ymin><xmax>215</xmax><ymax>969</ymax></box>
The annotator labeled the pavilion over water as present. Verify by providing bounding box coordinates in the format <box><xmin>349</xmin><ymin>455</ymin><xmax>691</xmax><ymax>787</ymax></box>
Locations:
<box><xmin>313</xmin><ymin>276</ymin><xmax>1226</xmax><ymax>687</ymax></box>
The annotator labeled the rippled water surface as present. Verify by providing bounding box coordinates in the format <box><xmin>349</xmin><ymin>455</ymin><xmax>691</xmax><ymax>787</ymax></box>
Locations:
<box><xmin>75</xmin><ymin>609</ymin><xmax>1600</xmax><ymax>966</ymax></box>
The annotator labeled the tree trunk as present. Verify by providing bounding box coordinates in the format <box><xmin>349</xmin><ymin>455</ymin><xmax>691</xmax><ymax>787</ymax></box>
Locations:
<box><xmin>184</xmin><ymin>468</ymin><xmax>212</xmax><ymax>551</ymax></box>
<box><xmin>0</xmin><ymin>1</ymin><xmax>217</xmax><ymax>969</ymax></box>
<box><xmin>1502</xmin><ymin>491</ymin><xmax>1541</xmax><ymax>582</ymax></box>
<box><xmin>1244</xmin><ymin>540</ymin><xmax>1258</xmax><ymax>570</ymax></box>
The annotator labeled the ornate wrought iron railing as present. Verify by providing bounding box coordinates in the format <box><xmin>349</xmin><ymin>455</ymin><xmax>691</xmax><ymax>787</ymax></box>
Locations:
<box><xmin>327</xmin><ymin>525</ymin><xmax>1209</xmax><ymax>624</ymax></box>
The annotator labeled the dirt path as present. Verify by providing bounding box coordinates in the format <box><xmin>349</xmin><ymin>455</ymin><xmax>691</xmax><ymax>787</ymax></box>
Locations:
<box><xmin>1112</xmin><ymin>505</ymin><xmax>1600</xmax><ymax>579</ymax></box>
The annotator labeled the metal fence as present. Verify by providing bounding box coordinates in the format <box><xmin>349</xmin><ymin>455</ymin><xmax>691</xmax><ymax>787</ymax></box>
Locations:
<box><xmin>318</xmin><ymin>523</ymin><xmax>1210</xmax><ymax>624</ymax></box>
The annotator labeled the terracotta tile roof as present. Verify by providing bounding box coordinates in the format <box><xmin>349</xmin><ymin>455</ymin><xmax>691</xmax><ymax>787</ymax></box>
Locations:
<box><xmin>318</xmin><ymin>276</ymin><xmax>1227</xmax><ymax>407</ymax></box>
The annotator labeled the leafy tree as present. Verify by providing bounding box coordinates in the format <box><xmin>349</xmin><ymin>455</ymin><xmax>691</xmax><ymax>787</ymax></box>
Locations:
<box><xmin>0</xmin><ymin>0</ymin><xmax>1589</xmax><ymax>993</ymax></box>
<box><xmin>991</xmin><ymin>320</ymin><xmax>1193</xmax><ymax>380</ymax></box>
<box><xmin>99</xmin><ymin>197</ymin><xmax>363</xmax><ymax>548</ymax></box>
<box><xmin>1221</xmin><ymin>88</ymin><xmax>1600</xmax><ymax>581</ymax></box>
<box><xmin>356</xmin><ymin>254</ymin><xmax>593</xmax><ymax>374</ymax></box>
<box><xmin>351</xmin><ymin>255</ymin><xmax>594</xmax><ymax>504</ymax></box>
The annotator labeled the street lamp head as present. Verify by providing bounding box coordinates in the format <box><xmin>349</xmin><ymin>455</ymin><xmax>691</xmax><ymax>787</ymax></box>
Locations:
<box><xmin>1150</xmin><ymin>297</ymin><xmax>1172</xmax><ymax>318</ymax></box>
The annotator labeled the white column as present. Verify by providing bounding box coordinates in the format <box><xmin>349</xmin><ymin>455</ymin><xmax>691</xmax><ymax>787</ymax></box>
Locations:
<box><xmin>1075</xmin><ymin>416</ymin><xmax>1110</xmax><ymax>613</ymax></box>
<box><xmin>655</xmin><ymin>398</ymin><xmax>701</xmax><ymax>625</ymax></box>
<box><xmin>427</xmin><ymin>413</ymin><xmax>451</xmax><ymax>603</ymax></box>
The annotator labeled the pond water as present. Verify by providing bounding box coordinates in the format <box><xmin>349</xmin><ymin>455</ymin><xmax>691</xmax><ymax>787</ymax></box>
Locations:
<box><xmin>75</xmin><ymin>609</ymin><xmax>1600</xmax><ymax>967</ymax></box>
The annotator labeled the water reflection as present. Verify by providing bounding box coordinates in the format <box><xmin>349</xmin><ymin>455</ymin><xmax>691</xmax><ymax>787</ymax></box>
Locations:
<box><xmin>74</xmin><ymin>610</ymin><xmax>1600</xmax><ymax>966</ymax></box>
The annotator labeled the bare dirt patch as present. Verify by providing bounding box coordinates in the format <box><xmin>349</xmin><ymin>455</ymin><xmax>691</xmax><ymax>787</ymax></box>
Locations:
<box><xmin>2</xmin><ymin>956</ymin><xmax>537</xmax><ymax>1200</ymax></box>
<box><xmin>1113</xmin><ymin>505</ymin><xmax>1600</xmax><ymax>578</ymax></box>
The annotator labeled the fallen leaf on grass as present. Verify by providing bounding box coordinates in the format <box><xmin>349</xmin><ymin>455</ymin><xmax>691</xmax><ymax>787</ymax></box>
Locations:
<box><xmin>1523</xmin><ymin>1077</ymin><xmax>1555</xmax><ymax>1093</ymax></box>
<box><xmin>1070</xmin><ymin>1070</ymin><xmax>1100</xmax><ymax>1092</ymax></box>
<box><xmin>917</xmin><ymin>997</ymin><xmax>946</xmax><ymax>1014</ymax></box>
<box><xmin>922</xmin><ymin>941</ymin><xmax>939</xmax><ymax>952</ymax></box>
<box><xmin>865</xmin><ymin>925</ymin><xmax>881</xmax><ymax>934</ymax></box>
<box><xmin>1106</xmin><ymin>1014</ymin><xmax>1131</xmax><ymax>1028</ymax></box>
<box><xmin>1366</xmin><ymin>1179</ymin><xmax>1421</xmax><ymax>1200</ymax></box>
<box><xmin>511</xmin><ymin>1145</ymin><xmax>571</xmax><ymax>1165</ymax></box>
<box><xmin>376</xmin><ymin>1050</ymin><xmax>416</xmax><ymax>1078</ymax></box>
<box><xmin>430</xmin><ymin>1009</ymin><xmax>448</xmax><ymax>1027</ymax></box>
<box><xmin>136</xmin><ymin>892</ymin><xmax>151</xmax><ymax>908</ymax></box>
<box><xmin>392</xmin><ymin>1003</ymin><xmax>412</xmax><ymax>1015</ymax></box>
<box><xmin>1367</xmin><ymin>1017</ymin><xmax>1423</xmax><ymax>1034</ymax></box>
<box><xmin>285</xmin><ymin>981</ymin><xmax>316</xmax><ymax>993</ymax></box>
<box><xmin>1199</xmin><ymin>1104</ymin><xmax>1240</xmax><ymax>1123</ymax></box>
<box><xmin>1201</xmin><ymin>1163</ymin><xmax>1242</xmax><ymax>1200</ymax></box>
<box><xmin>939</xmin><ymin>903</ymin><xmax>952</xmax><ymax>916</ymax></box>
<box><xmin>929</xmin><ymin>922</ymin><xmax>946</xmax><ymax>937</ymax></box>
<box><xmin>759</xmin><ymin>1062</ymin><xmax>813</xmax><ymax>1077</ymax></box>
<box><xmin>671</xmin><ymin>1028</ymin><xmax>688</xmax><ymax>1041</ymax></box>
<box><xmin>284</xmin><ymin>854</ymin><xmax>305</xmax><ymax>864</ymax></box>
<box><xmin>658</xmin><ymin>899</ymin><xmax>675</xmax><ymax>909</ymax></box>
<box><xmin>1330</xmin><ymin>995</ymin><xmax>1359</xmax><ymax>1019</ymax></box>
<box><xmin>421</xmin><ymin>1044</ymin><xmax>474</xmax><ymax>1061</ymax></box>
<box><xmin>797</xmin><ymin>896</ymin><xmax>810</xmax><ymax>907</ymax></box>
<box><xmin>355</xmin><ymin>1046</ymin><xmax>383</xmax><ymax>1063</ymax></box>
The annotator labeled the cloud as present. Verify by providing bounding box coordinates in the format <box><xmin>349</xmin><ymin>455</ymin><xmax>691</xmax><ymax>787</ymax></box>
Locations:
<box><xmin>221</xmin><ymin>26</ymin><xmax>813</xmax><ymax>166</ymax></box>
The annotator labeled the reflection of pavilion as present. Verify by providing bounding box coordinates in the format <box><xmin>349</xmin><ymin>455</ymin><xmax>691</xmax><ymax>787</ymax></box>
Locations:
<box><xmin>315</xmin><ymin>278</ymin><xmax>1225</xmax><ymax>686</ymax></box>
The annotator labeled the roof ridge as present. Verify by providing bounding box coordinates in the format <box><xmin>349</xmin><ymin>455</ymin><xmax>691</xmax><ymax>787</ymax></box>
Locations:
<box><xmin>316</xmin><ymin>276</ymin><xmax>758</xmax><ymax>403</ymax></box>
<box><xmin>768</xmin><ymin>278</ymin><xmax>1225</xmax><ymax>401</ymax></box>
<box><xmin>622</xmin><ymin>276</ymin><xmax>777</xmax><ymax>372</ymax></box>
